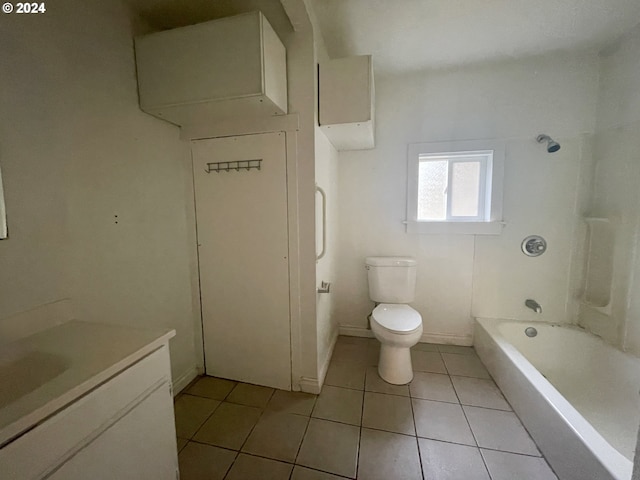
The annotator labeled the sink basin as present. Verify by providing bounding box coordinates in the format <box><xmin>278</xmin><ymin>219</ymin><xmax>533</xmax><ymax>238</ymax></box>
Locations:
<box><xmin>0</xmin><ymin>350</ymin><xmax>69</xmax><ymax>409</ymax></box>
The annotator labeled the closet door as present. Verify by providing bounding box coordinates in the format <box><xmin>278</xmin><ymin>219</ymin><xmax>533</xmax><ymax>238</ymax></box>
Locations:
<box><xmin>192</xmin><ymin>132</ymin><xmax>291</xmax><ymax>390</ymax></box>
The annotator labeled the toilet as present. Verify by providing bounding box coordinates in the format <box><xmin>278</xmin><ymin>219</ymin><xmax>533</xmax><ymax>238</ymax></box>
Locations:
<box><xmin>366</xmin><ymin>256</ymin><xmax>423</xmax><ymax>385</ymax></box>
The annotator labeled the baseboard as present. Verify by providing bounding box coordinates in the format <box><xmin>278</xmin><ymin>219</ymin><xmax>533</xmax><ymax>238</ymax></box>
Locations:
<box><xmin>299</xmin><ymin>377</ymin><xmax>321</xmax><ymax>395</ymax></box>
<box><xmin>299</xmin><ymin>330</ymin><xmax>339</xmax><ymax>395</ymax></box>
<box><xmin>421</xmin><ymin>332</ymin><xmax>473</xmax><ymax>346</ymax></box>
<box><xmin>318</xmin><ymin>331</ymin><xmax>338</xmax><ymax>387</ymax></box>
<box><xmin>338</xmin><ymin>325</ymin><xmax>472</xmax><ymax>347</ymax></box>
<box><xmin>338</xmin><ymin>325</ymin><xmax>374</xmax><ymax>338</ymax></box>
<box><xmin>173</xmin><ymin>366</ymin><xmax>199</xmax><ymax>396</ymax></box>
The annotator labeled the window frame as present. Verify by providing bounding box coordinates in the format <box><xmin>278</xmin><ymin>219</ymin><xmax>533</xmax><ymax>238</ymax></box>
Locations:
<box><xmin>406</xmin><ymin>139</ymin><xmax>505</xmax><ymax>235</ymax></box>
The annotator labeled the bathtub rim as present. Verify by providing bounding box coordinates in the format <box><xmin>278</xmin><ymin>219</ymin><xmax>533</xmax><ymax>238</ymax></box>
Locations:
<box><xmin>475</xmin><ymin>317</ymin><xmax>632</xmax><ymax>480</ymax></box>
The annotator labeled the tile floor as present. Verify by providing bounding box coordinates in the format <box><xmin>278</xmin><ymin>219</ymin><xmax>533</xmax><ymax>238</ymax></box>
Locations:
<box><xmin>175</xmin><ymin>336</ymin><xmax>558</xmax><ymax>480</ymax></box>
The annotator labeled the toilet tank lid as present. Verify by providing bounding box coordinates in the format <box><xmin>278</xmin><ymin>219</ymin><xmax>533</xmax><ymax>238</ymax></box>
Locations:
<box><xmin>365</xmin><ymin>256</ymin><xmax>416</xmax><ymax>267</ymax></box>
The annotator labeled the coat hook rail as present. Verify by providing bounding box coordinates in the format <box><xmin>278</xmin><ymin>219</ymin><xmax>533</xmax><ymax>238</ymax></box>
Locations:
<box><xmin>206</xmin><ymin>159</ymin><xmax>262</xmax><ymax>173</ymax></box>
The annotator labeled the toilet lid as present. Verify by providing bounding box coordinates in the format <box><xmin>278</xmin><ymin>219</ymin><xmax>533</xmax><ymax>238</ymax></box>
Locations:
<box><xmin>372</xmin><ymin>304</ymin><xmax>422</xmax><ymax>333</ymax></box>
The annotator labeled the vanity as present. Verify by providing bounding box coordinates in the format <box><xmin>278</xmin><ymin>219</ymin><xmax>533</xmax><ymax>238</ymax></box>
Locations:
<box><xmin>0</xmin><ymin>319</ymin><xmax>177</xmax><ymax>480</ymax></box>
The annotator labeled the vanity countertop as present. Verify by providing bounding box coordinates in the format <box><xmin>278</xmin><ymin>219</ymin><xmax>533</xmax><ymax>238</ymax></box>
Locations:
<box><xmin>0</xmin><ymin>320</ymin><xmax>175</xmax><ymax>447</ymax></box>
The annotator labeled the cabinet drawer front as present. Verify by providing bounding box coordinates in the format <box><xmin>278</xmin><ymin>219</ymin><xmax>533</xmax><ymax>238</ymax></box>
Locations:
<box><xmin>0</xmin><ymin>346</ymin><xmax>172</xmax><ymax>480</ymax></box>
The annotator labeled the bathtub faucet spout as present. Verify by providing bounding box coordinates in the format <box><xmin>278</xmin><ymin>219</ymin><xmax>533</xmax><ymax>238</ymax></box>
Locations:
<box><xmin>525</xmin><ymin>299</ymin><xmax>542</xmax><ymax>313</ymax></box>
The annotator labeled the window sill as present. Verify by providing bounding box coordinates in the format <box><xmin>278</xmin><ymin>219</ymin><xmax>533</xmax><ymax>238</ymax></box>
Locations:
<box><xmin>405</xmin><ymin>221</ymin><xmax>505</xmax><ymax>235</ymax></box>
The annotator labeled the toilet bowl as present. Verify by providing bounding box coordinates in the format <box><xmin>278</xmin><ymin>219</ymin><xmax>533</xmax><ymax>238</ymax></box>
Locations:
<box><xmin>371</xmin><ymin>304</ymin><xmax>423</xmax><ymax>384</ymax></box>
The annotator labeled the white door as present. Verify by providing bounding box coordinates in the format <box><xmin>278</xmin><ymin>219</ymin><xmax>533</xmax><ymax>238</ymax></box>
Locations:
<box><xmin>192</xmin><ymin>132</ymin><xmax>291</xmax><ymax>390</ymax></box>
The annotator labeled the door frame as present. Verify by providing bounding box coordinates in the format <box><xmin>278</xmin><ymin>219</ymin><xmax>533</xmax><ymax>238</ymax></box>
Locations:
<box><xmin>185</xmin><ymin>114</ymin><xmax>303</xmax><ymax>391</ymax></box>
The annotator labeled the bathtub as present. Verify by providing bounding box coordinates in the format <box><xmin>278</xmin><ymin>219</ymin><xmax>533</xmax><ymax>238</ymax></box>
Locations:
<box><xmin>474</xmin><ymin>318</ymin><xmax>640</xmax><ymax>480</ymax></box>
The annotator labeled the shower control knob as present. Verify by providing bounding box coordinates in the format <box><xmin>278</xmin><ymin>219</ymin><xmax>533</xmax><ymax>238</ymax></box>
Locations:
<box><xmin>522</xmin><ymin>235</ymin><xmax>547</xmax><ymax>257</ymax></box>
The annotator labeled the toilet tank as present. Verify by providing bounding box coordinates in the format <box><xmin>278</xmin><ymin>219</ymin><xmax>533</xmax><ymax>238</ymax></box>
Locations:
<box><xmin>366</xmin><ymin>257</ymin><xmax>417</xmax><ymax>303</ymax></box>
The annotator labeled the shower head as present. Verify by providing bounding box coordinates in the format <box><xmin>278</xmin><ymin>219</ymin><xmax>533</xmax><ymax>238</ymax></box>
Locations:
<box><xmin>537</xmin><ymin>134</ymin><xmax>561</xmax><ymax>153</ymax></box>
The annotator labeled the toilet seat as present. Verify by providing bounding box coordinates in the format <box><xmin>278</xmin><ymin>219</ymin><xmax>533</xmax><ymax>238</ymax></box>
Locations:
<box><xmin>372</xmin><ymin>304</ymin><xmax>422</xmax><ymax>334</ymax></box>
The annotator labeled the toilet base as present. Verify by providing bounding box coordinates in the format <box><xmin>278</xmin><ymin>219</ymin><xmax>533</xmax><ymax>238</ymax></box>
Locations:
<box><xmin>378</xmin><ymin>345</ymin><xmax>414</xmax><ymax>385</ymax></box>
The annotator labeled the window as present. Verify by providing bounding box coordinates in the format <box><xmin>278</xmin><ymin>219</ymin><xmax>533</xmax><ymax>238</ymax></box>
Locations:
<box><xmin>407</xmin><ymin>140</ymin><xmax>504</xmax><ymax>234</ymax></box>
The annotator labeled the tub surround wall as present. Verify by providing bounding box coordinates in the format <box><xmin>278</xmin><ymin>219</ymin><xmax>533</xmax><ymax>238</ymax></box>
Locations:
<box><xmin>580</xmin><ymin>24</ymin><xmax>640</xmax><ymax>354</ymax></box>
<box><xmin>0</xmin><ymin>0</ymin><xmax>200</xmax><ymax>389</ymax></box>
<box><xmin>334</xmin><ymin>52</ymin><xmax>599</xmax><ymax>343</ymax></box>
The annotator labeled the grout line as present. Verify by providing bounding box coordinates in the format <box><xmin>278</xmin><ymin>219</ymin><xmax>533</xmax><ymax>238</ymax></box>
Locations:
<box><xmin>408</xmin><ymin>386</ymin><xmax>426</xmax><ymax>480</ymax></box>
<box><xmin>292</xmin><ymin>412</ymin><xmax>313</xmax><ymax>471</ymax></box>
<box><xmin>458</xmin><ymin>380</ymin><xmax>493</xmax><ymax>479</ymax></box>
<box><xmin>478</xmin><ymin>446</ymin><xmax>546</xmax><ymax>459</ymax></box>
<box><xmin>234</xmin><ymin>388</ymin><xmax>278</xmax><ymax>455</ymax></box>
<box><xmin>355</xmin><ymin>379</ymin><xmax>366</xmax><ymax>479</ymax></box>
<box><xmin>293</xmin><ymin>464</ymin><xmax>354</xmax><ymax>479</ymax></box>
<box><xmin>221</xmin><ymin>451</ymin><xmax>239</xmax><ymax>480</ymax></box>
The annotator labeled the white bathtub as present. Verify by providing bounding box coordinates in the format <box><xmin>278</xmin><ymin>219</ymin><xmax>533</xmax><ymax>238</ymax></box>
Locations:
<box><xmin>474</xmin><ymin>318</ymin><xmax>640</xmax><ymax>480</ymax></box>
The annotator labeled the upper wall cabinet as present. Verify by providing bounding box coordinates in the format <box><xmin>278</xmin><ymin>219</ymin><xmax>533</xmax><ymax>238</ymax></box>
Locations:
<box><xmin>319</xmin><ymin>55</ymin><xmax>375</xmax><ymax>150</ymax></box>
<box><xmin>135</xmin><ymin>12</ymin><xmax>287</xmax><ymax>127</ymax></box>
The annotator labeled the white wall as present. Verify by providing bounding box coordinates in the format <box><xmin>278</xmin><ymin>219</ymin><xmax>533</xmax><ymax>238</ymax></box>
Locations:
<box><xmin>307</xmin><ymin>0</ymin><xmax>340</xmax><ymax>385</ymax></box>
<box><xmin>334</xmin><ymin>52</ymin><xmax>600</xmax><ymax>344</ymax></box>
<box><xmin>315</xmin><ymin>128</ymin><xmax>339</xmax><ymax>378</ymax></box>
<box><xmin>580</xmin><ymin>25</ymin><xmax>640</xmax><ymax>353</ymax></box>
<box><xmin>0</xmin><ymin>0</ymin><xmax>200</xmax><ymax>386</ymax></box>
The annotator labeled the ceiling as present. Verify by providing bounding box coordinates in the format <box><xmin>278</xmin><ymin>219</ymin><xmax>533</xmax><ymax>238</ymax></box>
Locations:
<box><xmin>310</xmin><ymin>0</ymin><xmax>640</xmax><ymax>75</ymax></box>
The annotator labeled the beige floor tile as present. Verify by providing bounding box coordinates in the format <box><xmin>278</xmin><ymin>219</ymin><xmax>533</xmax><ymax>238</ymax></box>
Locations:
<box><xmin>324</xmin><ymin>362</ymin><xmax>366</xmax><ymax>390</ymax></box>
<box><xmin>226</xmin><ymin>382</ymin><xmax>275</xmax><ymax>408</ymax></box>
<box><xmin>438</xmin><ymin>344</ymin><xmax>476</xmax><ymax>355</ymax></box>
<box><xmin>296</xmin><ymin>418</ymin><xmax>360</xmax><ymax>478</ymax></box>
<box><xmin>291</xmin><ymin>465</ymin><xmax>346</xmax><ymax>480</ymax></box>
<box><xmin>177</xmin><ymin>437</ymin><xmax>189</xmax><ymax>452</ymax></box>
<box><xmin>365</xmin><ymin>366</ymin><xmax>410</xmax><ymax>396</ymax></box>
<box><xmin>362</xmin><ymin>392</ymin><xmax>415</xmax><ymax>435</ymax></box>
<box><xmin>411</xmin><ymin>350</ymin><xmax>447</xmax><ymax>374</ymax></box>
<box><xmin>366</xmin><ymin>344</ymin><xmax>379</xmax><ymax>366</ymax></box>
<box><xmin>267</xmin><ymin>389</ymin><xmax>317</xmax><ymax>416</ymax></box>
<box><xmin>412</xmin><ymin>342</ymin><xmax>439</xmax><ymax>352</ymax></box>
<box><xmin>225</xmin><ymin>453</ymin><xmax>293</xmax><ymax>480</ymax></box>
<box><xmin>410</xmin><ymin>372</ymin><xmax>458</xmax><ymax>403</ymax></box>
<box><xmin>331</xmin><ymin>342</ymin><xmax>369</xmax><ymax>366</ymax></box>
<box><xmin>178</xmin><ymin>442</ymin><xmax>236</xmax><ymax>480</ymax></box>
<box><xmin>242</xmin><ymin>412</ymin><xmax>309</xmax><ymax>462</ymax></box>
<box><xmin>441</xmin><ymin>353</ymin><xmax>491</xmax><ymax>378</ymax></box>
<box><xmin>185</xmin><ymin>376</ymin><xmax>236</xmax><ymax>400</ymax></box>
<box><xmin>464</xmin><ymin>406</ymin><xmax>540</xmax><ymax>456</ymax></box>
<box><xmin>192</xmin><ymin>402</ymin><xmax>262</xmax><ymax>450</ymax></box>
<box><xmin>358</xmin><ymin>428</ymin><xmax>422</xmax><ymax>480</ymax></box>
<box><xmin>481</xmin><ymin>449</ymin><xmax>558</xmax><ymax>480</ymax></box>
<box><xmin>312</xmin><ymin>385</ymin><xmax>363</xmax><ymax>426</ymax></box>
<box><xmin>451</xmin><ymin>376</ymin><xmax>511</xmax><ymax>410</ymax></box>
<box><xmin>413</xmin><ymin>398</ymin><xmax>476</xmax><ymax>445</ymax></box>
<box><xmin>174</xmin><ymin>394</ymin><xmax>220</xmax><ymax>438</ymax></box>
<box><xmin>419</xmin><ymin>438</ymin><xmax>490</xmax><ymax>480</ymax></box>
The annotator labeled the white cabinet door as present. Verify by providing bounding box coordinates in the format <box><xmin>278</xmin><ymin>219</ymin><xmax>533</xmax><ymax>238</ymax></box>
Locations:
<box><xmin>192</xmin><ymin>132</ymin><xmax>291</xmax><ymax>390</ymax></box>
<box><xmin>48</xmin><ymin>383</ymin><xmax>177</xmax><ymax>480</ymax></box>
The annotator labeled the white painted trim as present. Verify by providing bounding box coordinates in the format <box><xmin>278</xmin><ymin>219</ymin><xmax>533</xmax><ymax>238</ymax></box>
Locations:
<box><xmin>318</xmin><ymin>331</ymin><xmax>338</xmax><ymax>387</ymax></box>
<box><xmin>172</xmin><ymin>366</ymin><xmax>199</xmax><ymax>396</ymax></box>
<box><xmin>299</xmin><ymin>377</ymin><xmax>321</xmax><ymax>395</ymax></box>
<box><xmin>180</xmin><ymin>113</ymin><xmax>299</xmax><ymax>141</ymax></box>
<box><xmin>405</xmin><ymin>221</ymin><xmax>504</xmax><ymax>235</ymax></box>
<box><xmin>338</xmin><ymin>325</ymin><xmax>472</xmax><ymax>347</ymax></box>
<box><xmin>338</xmin><ymin>325</ymin><xmax>374</xmax><ymax>338</ymax></box>
<box><xmin>421</xmin><ymin>332</ymin><xmax>473</xmax><ymax>347</ymax></box>
<box><xmin>406</xmin><ymin>139</ymin><xmax>505</xmax><ymax>235</ymax></box>
<box><xmin>298</xmin><ymin>330</ymin><xmax>338</xmax><ymax>395</ymax></box>
<box><xmin>285</xmin><ymin>131</ymin><xmax>303</xmax><ymax>392</ymax></box>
